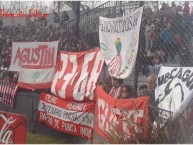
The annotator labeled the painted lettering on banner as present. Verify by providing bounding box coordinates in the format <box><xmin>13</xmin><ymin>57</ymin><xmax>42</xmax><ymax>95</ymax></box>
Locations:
<box><xmin>95</xmin><ymin>86</ymin><xmax>149</xmax><ymax>142</ymax></box>
<box><xmin>38</xmin><ymin>92</ymin><xmax>95</xmax><ymax>140</ymax></box>
<box><xmin>0</xmin><ymin>111</ymin><xmax>28</xmax><ymax>144</ymax></box>
<box><xmin>0</xmin><ymin>115</ymin><xmax>16</xmax><ymax>144</ymax></box>
<box><xmin>9</xmin><ymin>41</ymin><xmax>59</xmax><ymax>71</ymax></box>
<box><xmin>13</xmin><ymin>45</ymin><xmax>55</xmax><ymax>67</ymax></box>
<box><xmin>51</xmin><ymin>48</ymin><xmax>104</xmax><ymax>102</ymax></box>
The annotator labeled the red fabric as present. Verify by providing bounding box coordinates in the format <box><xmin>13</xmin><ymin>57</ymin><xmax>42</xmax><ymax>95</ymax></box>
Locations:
<box><xmin>38</xmin><ymin>92</ymin><xmax>95</xmax><ymax>140</ymax></box>
<box><xmin>0</xmin><ymin>79</ymin><xmax>18</xmax><ymax>107</ymax></box>
<box><xmin>95</xmin><ymin>86</ymin><xmax>149</xmax><ymax>143</ymax></box>
<box><xmin>0</xmin><ymin>111</ymin><xmax>28</xmax><ymax>144</ymax></box>
<box><xmin>18</xmin><ymin>82</ymin><xmax>52</xmax><ymax>89</ymax></box>
<box><xmin>51</xmin><ymin>48</ymin><xmax>104</xmax><ymax>102</ymax></box>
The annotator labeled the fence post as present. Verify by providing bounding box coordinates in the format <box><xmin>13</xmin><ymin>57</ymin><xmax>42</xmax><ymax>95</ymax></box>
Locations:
<box><xmin>75</xmin><ymin>1</ymin><xmax>80</xmax><ymax>49</ymax></box>
<box><xmin>134</xmin><ymin>1</ymin><xmax>144</xmax><ymax>96</ymax></box>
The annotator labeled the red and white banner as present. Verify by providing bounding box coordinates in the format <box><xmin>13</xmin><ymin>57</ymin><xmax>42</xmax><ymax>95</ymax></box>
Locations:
<box><xmin>51</xmin><ymin>48</ymin><xmax>104</xmax><ymax>102</ymax></box>
<box><xmin>0</xmin><ymin>78</ymin><xmax>18</xmax><ymax>107</ymax></box>
<box><xmin>95</xmin><ymin>86</ymin><xmax>149</xmax><ymax>142</ymax></box>
<box><xmin>9</xmin><ymin>41</ymin><xmax>59</xmax><ymax>71</ymax></box>
<box><xmin>0</xmin><ymin>111</ymin><xmax>28</xmax><ymax>144</ymax></box>
<box><xmin>12</xmin><ymin>41</ymin><xmax>59</xmax><ymax>89</ymax></box>
<box><xmin>38</xmin><ymin>92</ymin><xmax>95</xmax><ymax>140</ymax></box>
<box><xmin>18</xmin><ymin>67</ymin><xmax>55</xmax><ymax>89</ymax></box>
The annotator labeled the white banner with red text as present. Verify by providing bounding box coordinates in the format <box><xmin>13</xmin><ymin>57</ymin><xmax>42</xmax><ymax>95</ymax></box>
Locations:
<box><xmin>99</xmin><ymin>7</ymin><xmax>143</xmax><ymax>79</ymax></box>
<box><xmin>95</xmin><ymin>86</ymin><xmax>149</xmax><ymax>143</ymax></box>
<box><xmin>51</xmin><ymin>48</ymin><xmax>104</xmax><ymax>102</ymax></box>
<box><xmin>9</xmin><ymin>41</ymin><xmax>59</xmax><ymax>71</ymax></box>
<box><xmin>12</xmin><ymin>41</ymin><xmax>59</xmax><ymax>89</ymax></box>
<box><xmin>38</xmin><ymin>92</ymin><xmax>95</xmax><ymax>140</ymax></box>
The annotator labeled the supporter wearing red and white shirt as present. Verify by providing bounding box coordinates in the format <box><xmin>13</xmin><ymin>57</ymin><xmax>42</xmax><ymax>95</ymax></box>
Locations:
<box><xmin>109</xmin><ymin>77</ymin><xmax>124</xmax><ymax>99</ymax></box>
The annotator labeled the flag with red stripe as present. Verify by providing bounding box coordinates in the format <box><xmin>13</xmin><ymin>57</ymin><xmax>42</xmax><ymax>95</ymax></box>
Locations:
<box><xmin>0</xmin><ymin>79</ymin><xmax>18</xmax><ymax>107</ymax></box>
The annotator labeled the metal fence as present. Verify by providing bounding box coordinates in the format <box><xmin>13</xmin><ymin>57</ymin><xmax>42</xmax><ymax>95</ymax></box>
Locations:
<box><xmin>66</xmin><ymin>1</ymin><xmax>193</xmax><ymax>93</ymax></box>
<box><xmin>0</xmin><ymin>1</ymin><xmax>193</xmax><ymax>95</ymax></box>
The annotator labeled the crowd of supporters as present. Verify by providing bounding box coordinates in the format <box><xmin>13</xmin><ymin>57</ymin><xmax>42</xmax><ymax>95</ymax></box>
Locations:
<box><xmin>0</xmin><ymin>16</ymin><xmax>93</xmax><ymax>71</ymax></box>
<box><xmin>0</xmin><ymin>2</ymin><xmax>193</xmax><ymax>137</ymax></box>
<box><xmin>138</xmin><ymin>1</ymin><xmax>193</xmax><ymax>76</ymax></box>
<box><xmin>0</xmin><ymin>1</ymin><xmax>193</xmax><ymax>83</ymax></box>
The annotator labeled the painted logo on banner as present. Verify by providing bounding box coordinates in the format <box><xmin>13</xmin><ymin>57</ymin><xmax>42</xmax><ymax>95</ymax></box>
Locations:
<box><xmin>155</xmin><ymin>66</ymin><xmax>193</xmax><ymax>119</ymax></box>
<box><xmin>99</xmin><ymin>7</ymin><xmax>143</xmax><ymax>79</ymax></box>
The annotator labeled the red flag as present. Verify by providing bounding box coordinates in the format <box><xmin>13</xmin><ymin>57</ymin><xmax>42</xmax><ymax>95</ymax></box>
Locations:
<box><xmin>51</xmin><ymin>48</ymin><xmax>104</xmax><ymax>102</ymax></box>
<box><xmin>95</xmin><ymin>86</ymin><xmax>149</xmax><ymax>143</ymax></box>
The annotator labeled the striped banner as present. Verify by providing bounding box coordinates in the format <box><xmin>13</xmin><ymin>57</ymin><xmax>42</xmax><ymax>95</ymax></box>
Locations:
<box><xmin>0</xmin><ymin>78</ymin><xmax>18</xmax><ymax>107</ymax></box>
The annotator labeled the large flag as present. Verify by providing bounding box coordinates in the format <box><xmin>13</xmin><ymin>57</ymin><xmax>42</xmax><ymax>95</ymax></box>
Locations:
<box><xmin>155</xmin><ymin>66</ymin><xmax>193</xmax><ymax>120</ymax></box>
<box><xmin>0</xmin><ymin>78</ymin><xmax>18</xmax><ymax>107</ymax></box>
<box><xmin>51</xmin><ymin>48</ymin><xmax>104</xmax><ymax>102</ymax></box>
<box><xmin>99</xmin><ymin>7</ymin><xmax>143</xmax><ymax>79</ymax></box>
<box><xmin>12</xmin><ymin>41</ymin><xmax>59</xmax><ymax>89</ymax></box>
<box><xmin>95</xmin><ymin>86</ymin><xmax>149</xmax><ymax>143</ymax></box>
<box><xmin>38</xmin><ymin>92</ymin><xmax>95</xmax><ymax>140</ymax></box>
<box><xmin>0</xmin><ymin>111</ymin><xmax>28</xmax><ymax>144</ymax></box>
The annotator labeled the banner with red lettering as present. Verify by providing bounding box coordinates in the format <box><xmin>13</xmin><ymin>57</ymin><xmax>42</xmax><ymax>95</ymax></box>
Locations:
<box><xmin>51</xmin><ymin>48</ymin><xmax>104</xmax><ymax>102</ymax></box>
<box><xmin>0</xmin><ymin>78</ymin><xmax>18</xmax><ymax>108</ymax></box>
<box><xmin>12</xmin><ymin>41</ymin><xmax>59</xmax><ymax>89</ymax></box>
<box><xmin>0</xmin><ymin>111</ymin><xmax>28</xmax><ymax>144</ymax></box>
<box><xmin>9</xmin><ymin>41</ymin><xmax>59</xmax><ymax>71</ymax></box>
<box><xmin>95</xmin><ymin>86</ymin><xmax>149</xmax><ymax>143</ymax></box>
<box><xmin>38</xmin><ymin>92</ymin><xmax>95</xmax><ymax>140</ymax></box>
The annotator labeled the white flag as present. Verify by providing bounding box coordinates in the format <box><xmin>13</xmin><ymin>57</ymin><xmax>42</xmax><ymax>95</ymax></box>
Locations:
<box><xmin>99</xmin><ymin>7</ymin><xmax>143</xmax><ymax>79</ymax></box>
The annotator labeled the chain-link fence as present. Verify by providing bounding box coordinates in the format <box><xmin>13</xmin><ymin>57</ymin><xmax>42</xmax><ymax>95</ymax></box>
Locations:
<box><xmin>66</xmin><ymin>1</ymin><xmax>193</xmax><ymax>93</ymax></box>
<box><xmin>0</xmin><ymin>1</ymin><xmax>193</xmax><ymax>95</ymax></box>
